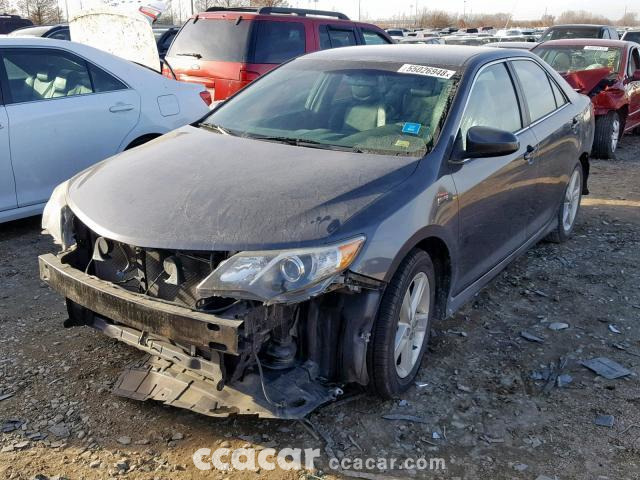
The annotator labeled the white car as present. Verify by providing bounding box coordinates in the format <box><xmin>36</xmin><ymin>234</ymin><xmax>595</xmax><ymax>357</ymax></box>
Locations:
<box><xmin>0</xmin><ymin>37</ymin><xmax>211</xmax><ymax>223</ymax></box>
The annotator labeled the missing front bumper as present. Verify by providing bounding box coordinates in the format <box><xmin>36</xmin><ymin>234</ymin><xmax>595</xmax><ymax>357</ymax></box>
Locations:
<box><xmin>39</xmin><ymin>253</ymin><xmax>340</xmax><ymax>419</ymax></box>
<box><xmin>38</xmin><ymin>253</ymin><xmax>243</xmax><ymax>354</ymax></box>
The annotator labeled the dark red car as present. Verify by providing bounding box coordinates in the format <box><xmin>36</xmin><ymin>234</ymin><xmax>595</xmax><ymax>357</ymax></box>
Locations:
<box><xmin>533</xmin><ymin>39</ymin><xmax>640</xmax><ymax>158</ymax></box>
<box><xmin>162</xmin><ymin>6</ymin><xmax>392</xmax><ymax>101</ymax></box>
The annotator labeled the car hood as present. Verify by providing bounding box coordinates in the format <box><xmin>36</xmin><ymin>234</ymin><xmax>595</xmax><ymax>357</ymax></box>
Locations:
<box><xmin>67</xmin><ymin>126</ymin><xmax>420</xmax><ymax>251</ymax></box>
<box><xmin>561</xmin><ymin>67</ymin><xmax>613</xmax><ymax>95</ymax></box>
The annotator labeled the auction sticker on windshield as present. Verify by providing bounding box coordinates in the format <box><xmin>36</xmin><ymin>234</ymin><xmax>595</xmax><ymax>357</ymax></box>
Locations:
<box><xmin>398</xmin><ymin>64</ymin><xmax>456</xmax><ymax>79</ymax></box>
<box><xmin>584</xmin><ymin>46</ymin><xmax>609</xmax><ymax>51</ymax></box>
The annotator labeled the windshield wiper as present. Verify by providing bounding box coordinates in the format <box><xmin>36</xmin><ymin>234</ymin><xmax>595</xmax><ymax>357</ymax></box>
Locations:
<box><xmin>176</xmin><ymin>52</ymin><xmax>202</xmax><ymax>59</ymax></box>
<box><xmin>244</xmin><ymin>134</ymin><xmax>353</xmax><ymax>151</ymax></box>
<box><xmin>199</xmin><ymin>123</ymin><xmax>236</xmax><ymax>136</ymax></box>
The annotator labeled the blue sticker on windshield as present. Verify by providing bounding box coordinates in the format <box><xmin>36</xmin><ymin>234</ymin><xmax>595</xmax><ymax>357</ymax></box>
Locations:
<box><xmin>402</xmin><ymin>122</ymin><xmax>422</xmax><ymax>135</ymax></box>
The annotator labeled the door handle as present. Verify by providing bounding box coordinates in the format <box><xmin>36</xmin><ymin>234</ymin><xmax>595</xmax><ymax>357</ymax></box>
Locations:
<box><xmin>524</xmin><ymin>145</ymin><xmax>537</xmax><ymax>164</ymax></box>
<box><xmin>109</xmin><ymin>104</ymin><xmax>134</xmax><ymax>113</ymax></box>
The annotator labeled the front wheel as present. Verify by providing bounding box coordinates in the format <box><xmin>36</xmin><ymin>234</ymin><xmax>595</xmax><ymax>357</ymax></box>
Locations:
<box><xmin>547</xmin><ymin>165</ymin><xmax>583</xmax><ymax>243</ymax></box>
<box><xmin>592</xmin><ymin>111</ymin><xmax>620</xmax><ymax>159</ymax></box>
<box><xmin>369</xmin><ymin>249</ymin><xmax>435</xmax><ymax>398</ymax></box>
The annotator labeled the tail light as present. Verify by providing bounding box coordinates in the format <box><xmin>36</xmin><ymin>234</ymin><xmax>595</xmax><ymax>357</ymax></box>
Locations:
<box><xmin>239</xmin><ymin>68</ymin><xmax>260</xmax><ymax>83</ymax></box>
<box><xmin>199</xmin><ymin>90</ymin><xmax>212</xmax><ymax>106</ymax></box>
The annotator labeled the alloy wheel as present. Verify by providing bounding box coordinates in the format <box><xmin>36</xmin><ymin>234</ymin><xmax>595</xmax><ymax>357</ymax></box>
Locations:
<box><xmin>394</xmin><ymin>272</ymin><xmax>431</xmax><ymax>378</ymax></box>
<box><xmin>611</xmin><ymin>118</ymin><xmax>620</xmax><ymax>153</ymax></box>
<box><xmin>562</xmin><ymin>169</ymin><xmax>582</xmax><ymax>232</ymax></box>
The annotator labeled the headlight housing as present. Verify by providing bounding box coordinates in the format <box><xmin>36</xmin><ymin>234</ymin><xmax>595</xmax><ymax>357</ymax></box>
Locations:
<box><xmin>42</xmin><ymin>181</ymin><xmax>75</xmax><ymax>250</ymax></box>
<box><xmin>196</xmin><ymin>236</ymin><xmax>365</xmax><ymax>304</ymax></box>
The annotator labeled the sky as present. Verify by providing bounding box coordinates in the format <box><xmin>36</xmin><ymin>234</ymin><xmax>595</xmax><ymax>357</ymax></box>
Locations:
<box><xmin>288</xmin><ymin>0</ymin><xmax>638</xmax><ymax>21</ymax></box>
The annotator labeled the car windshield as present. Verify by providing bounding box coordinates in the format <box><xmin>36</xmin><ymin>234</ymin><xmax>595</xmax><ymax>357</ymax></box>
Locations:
<box><xmin>540</xmin><ymin>27</ymin><xmax>600</xmax><ymax>42</ymax></box>
<box><xmin>535</xmin><ymin>45</ymin><xmax>621</xmax><ymax>74</ymax></box>
<box><xmin>623</xmin><ymin>31</ymin><xmax>640</xmax><ymax>43</ymax></box>
<box><xmin>201</xmin><ymin>59</ymin><xmax>459</xmax><ymax>157</ymax></box>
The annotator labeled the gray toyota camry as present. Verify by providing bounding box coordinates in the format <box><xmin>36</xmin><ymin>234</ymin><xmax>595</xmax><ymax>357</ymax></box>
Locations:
<box><xmin>39</xmin><ymin>45</ymin><xmax>594</xmax><ymax>419</ymax></box>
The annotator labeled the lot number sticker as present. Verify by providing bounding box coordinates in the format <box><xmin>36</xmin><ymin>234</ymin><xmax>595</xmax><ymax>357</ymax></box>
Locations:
<box><xmin>584</xmin><ymin>46</ymin><xmax>609</xmax><ymax>51</ymax></box>
<box><xmin>398</xmin><ymin>64</ymin><xmax>456</xmax><ymax>79</ymax></box>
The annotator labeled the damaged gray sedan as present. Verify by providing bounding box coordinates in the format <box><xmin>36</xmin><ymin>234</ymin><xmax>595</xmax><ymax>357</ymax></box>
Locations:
<box><xmin>39</xmin><ymin>45</ymin><xmax>594</xmax><ymax>419</ymax></box>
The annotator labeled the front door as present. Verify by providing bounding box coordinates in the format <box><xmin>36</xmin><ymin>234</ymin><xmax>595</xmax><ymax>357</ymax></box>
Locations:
<box><xmin>625</xmin><ymin>47</ymin><xmax>640</xmax><ymax>130</ymax></box>
<box><xmin>0</xmin><ymin>47</ymin><xmax>140</xmax><ymax>207</ymax></box>
<box><xmin>451</xmin><ymin>62</ymin><xmax>539</xmax><ymax>293</ymax></box>
<box><xmin>0</xmin><ymin>104</ymin><xmax>16</xmax><ymax>212</ymax></box>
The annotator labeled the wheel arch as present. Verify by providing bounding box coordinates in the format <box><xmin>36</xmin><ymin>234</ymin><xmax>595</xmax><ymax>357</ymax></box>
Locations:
<box><xmin>618</xmin><ymin>104</ymin><xmax>629</xmax><ymax>134</ymax></box>
<box><xmin>385</xmin><ymin>229</ymin><xmax>454</xmax><ymax>322</ymax></box>
<box><xmin>579</xmin><ymin>151</ymin><xmax>590</xmax><ymax>195</ymax></box>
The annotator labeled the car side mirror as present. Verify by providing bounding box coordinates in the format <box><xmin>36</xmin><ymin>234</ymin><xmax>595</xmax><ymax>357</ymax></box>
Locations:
<box><xmin>465</xmin><ymin>126</ymin><xmax>520</xmax><ymax>158</ymax></box>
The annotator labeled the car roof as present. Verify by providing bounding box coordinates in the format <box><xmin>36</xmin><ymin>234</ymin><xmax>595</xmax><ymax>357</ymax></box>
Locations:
<box><xmin>302</xmin><ymin>44</ymin><xmax>532</xmax><ymax>68</ymax></box>
<box><xmin>194</xmin><ymin>9</ymin><xmax>377</xmax><ymax>27</ymax></box>
<box><xmin>547</xmin><ymin>24</ymin><xmax>610</xmax><ymax>29</ymax></box>
<box><xmin>536</xmin><ymin>38</ymin><xmax>631</xmax><ymax>48</ymax></box>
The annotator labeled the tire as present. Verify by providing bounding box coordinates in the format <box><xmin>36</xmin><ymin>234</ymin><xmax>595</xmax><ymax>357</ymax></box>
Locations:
<box><xmin>592</xmin><ymin>111</ymin><xmax>621</xmax><ymax>159</ymax></box>
<box><xmin>370</xmin><ymin>249</ymin><xmax>436</xmax><ymax>398</ymax></box>
<box><xmin>547</xmin><ymin>165</ymin><xmax>583</xmax><ymax>243</ymax></box>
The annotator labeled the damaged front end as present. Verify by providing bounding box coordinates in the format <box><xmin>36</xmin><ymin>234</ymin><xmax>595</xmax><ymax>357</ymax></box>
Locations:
<box><xmin>39</xmin><ymin>198</ymin><xmax>383</xmax><ymax>419</ymax></box>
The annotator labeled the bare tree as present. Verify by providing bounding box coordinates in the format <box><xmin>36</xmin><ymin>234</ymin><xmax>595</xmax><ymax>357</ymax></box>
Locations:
<box><xmin>0</xmin><ymin>0</ymin><xmax>10</xmax><ymax>14</ymax></box>
<box><xmin>249</xmin><ymin>0</ymin><xmax>289</xmax><ymax>7</ymax></box>
<box><xmin>420</xmin><ymin>9</ymin><xmax>457</xmax><ymax>29</ymax></box>
<box><xmin>556</xmin><ymin>10</ymin><xmax>611</xmax><ymax>25</ymax></box>
<box><xmin>619</xmin><ymin>11</ymin><xmax>639</xmax><ymax>26</ymax></box>
<box><xmin>198</xmin><ymin>0</ymin><xmax>245</xmax><ymax>9</ymax></box>
<box><xmin>17</xmin><ymin>0</ymin><xmax>62</xmax><ymax>24</ymax></box>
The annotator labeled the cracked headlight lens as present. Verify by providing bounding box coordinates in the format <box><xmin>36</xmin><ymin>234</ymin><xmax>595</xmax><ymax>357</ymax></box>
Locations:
<box><xmin>196</xmin><ymin>236</ymin><xmax>365</xmax><ymax>304</ymax></box>
<box><xmin>42</xmin><ymin>180</ymin><xmax>75</xmax><ymax>250</ymax></box>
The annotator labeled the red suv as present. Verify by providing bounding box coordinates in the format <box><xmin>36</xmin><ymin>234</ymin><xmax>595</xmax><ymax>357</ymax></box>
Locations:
<box><xmin>163</xmin><ymin>6</ymin><xmax>392</xmax><ymax>100</ymax></box>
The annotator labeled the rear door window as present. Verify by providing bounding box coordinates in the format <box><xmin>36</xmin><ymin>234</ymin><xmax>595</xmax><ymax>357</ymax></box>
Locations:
<box><xmin>251</xmin><ymin>21</ymin><xmax>305</xmax><ymax>64</ymax></box>
<box><xmin>512</xmin><ymin>60</ymin><xmax>557</xmax><ymax>122</ymax></box>
<box><xmin>167</xmin><ymin>18</ymin><xmax>252</xmax><ymax>62</ymax></box>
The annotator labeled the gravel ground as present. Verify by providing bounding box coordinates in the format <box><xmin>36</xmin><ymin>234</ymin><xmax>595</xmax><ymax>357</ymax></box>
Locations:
<box><xmin>1</xmin><ymin>136</ymin><xmax>640</xmax><ymax>480</ymax></box>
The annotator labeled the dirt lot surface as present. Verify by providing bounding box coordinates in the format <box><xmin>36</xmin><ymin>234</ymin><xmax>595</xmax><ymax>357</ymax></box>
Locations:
<box><xmin>2</xmin><ymin>136</ymin><xmax>640</xmax><ymax>480</ymax></box>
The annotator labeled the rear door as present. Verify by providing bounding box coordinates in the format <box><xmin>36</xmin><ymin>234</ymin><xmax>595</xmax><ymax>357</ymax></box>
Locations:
<box><xmin>0</xmin><ymin>103</ymin><xmax>17</xmax><ymax>212</ymax></box>
<box><xmin>0</xmin><ymin>47</ymin><xmax>139</xmax><ymax>207</ymax></box>
<box><xmin>451</xmin><ymin>61</ymin><xmax>539</xmax><ymax>292</ymax></box>
<box><xmin>510</xmin><ymin>59</ymin><xmax>578</xmax><ymax>235</ymax></box>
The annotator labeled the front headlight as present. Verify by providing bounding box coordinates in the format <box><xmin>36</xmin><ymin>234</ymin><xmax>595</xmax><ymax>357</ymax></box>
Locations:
<box><xmin>42</xmin><ymin>180</ymin><xmax>75</xmax><ymax>250</ymax></box>
<box><xmin>196</xmin><ymin>236</ymin><xmax>365</xmax><ymax>304</ymax></box>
